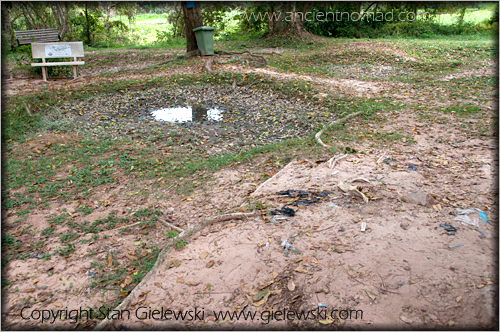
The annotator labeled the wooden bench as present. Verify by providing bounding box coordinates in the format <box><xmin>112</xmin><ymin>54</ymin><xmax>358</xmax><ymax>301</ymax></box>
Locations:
<box><xmin>31</xmin><ymin>42</ymin><xmax>85</xmax><ymax>81</ymax></box>
<box><xmin>15</xmin><ymin>29</ymin><xmax>61</xmax><ymax>46</ymax></box>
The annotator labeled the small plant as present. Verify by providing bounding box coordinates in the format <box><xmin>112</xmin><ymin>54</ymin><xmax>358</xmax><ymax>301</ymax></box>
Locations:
<box><xmin>50</xmin><ymin>213</ymin><xmax>69</xmax><ymax>225</ymax></box>
<box><xmin>76</xmin><ymin>205</ymin><xmax>94</xmax><ymax>216</ymax></box>
<box><xmin>165</xmin><ymin>230</ymin><xmax>179</xmax><ymax>239</ymax></box>
<box><xmin>175</xmin><ymin>239</ymin><xmax>186</xmax><ymax>249</ymax></box>
<box><xmin>59</xmin><ymin>232</ymin><xmax>80</xmax><ymax>243</ymax></box>
<box><xmin>57</xmin><ymin>243</ymin><xmax>75</xmax><ymax>256</ymax></box>
<box><xmin>41</xmin><ymin>226</ymin><xmax>55</xmax><ymax>237</ymax></box>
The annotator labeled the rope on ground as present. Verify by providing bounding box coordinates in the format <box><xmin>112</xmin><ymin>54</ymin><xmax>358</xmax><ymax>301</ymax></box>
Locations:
<box><xmin>315</xmin><ymin>111</ymin><xmax>364</xmax><ymax>148</ymax></box>
<box><xmin>93</xmin><ymin>211</ymin><xmax>258</xmax><ymax>331</ymax></box>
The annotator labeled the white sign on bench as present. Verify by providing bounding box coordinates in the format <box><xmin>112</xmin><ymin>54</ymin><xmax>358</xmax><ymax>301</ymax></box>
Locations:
<box><xmin>45</xmin><ymin>44</ymin><xmax>72</xmax><ymax>57</ymax></box>
<box><xmin>31</xmin><ymin>42</ymin><xmax>85</xmax><ymax>81</ymax></box>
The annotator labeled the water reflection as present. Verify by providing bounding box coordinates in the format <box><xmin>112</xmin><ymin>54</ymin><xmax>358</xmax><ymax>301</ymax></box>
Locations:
<box><xmin>151</xmin><ymin>105</ymin><xmax>223</xmax><ymax>123</ymax></box>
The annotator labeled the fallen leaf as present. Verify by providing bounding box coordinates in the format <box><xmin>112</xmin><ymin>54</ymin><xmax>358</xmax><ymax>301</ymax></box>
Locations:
<box><xmin>167</xmin><ymin>259</ymin><xmax>181</xmax><ymax>268</ymax></box>
<box><xmin>272</xmin><ymin>271</ymin><xmax>279</xmax><ymax>279</ymax></box>
<box><xmin>107</xmin><ymin>256</ymin><xmax>112</xmax><ymax>267</ymax></box>
<box><xmin>186</xmin><ymin>281</ymin><xmax>201</xmax><ymax>286</ymax></box>
<box><xmin>258</xmin><ymin>279</ymin><xmax>275</xmax><ymax>290</ymax></box>
<box><xmin>126</xmin><ymin>254</ymin><xmax>137</xmax><ymax>261</ymax></box>
<box><xmin>53</xmin><ymin>302</ymin><xmax>63</xmax><ymax>308</ymax></box>
<box><xmin>295</xmin><ymin>265</ymin><xmax>309</xmax><ymax>274</ymax></box>
<box><xmin>23</xmin><ymin>288</ymin><xmax>36</xmax><ymax>293</ymax></box>
<box><xmin>319</xmin><ymin>317</ymin><xmax>334</xmax><ymax>325</ymax></box>
<box><xmin>287</xmin><ymin>279</ymin><xmax>296</xmax><ymax>291</ymax></box>
<box><xmin>154</xmin><ymin>282</ymin><xmax>162</xmax><ymax>289</ymax></box>
<box><xmin>33</xmin><ymin>278</ymin><xmax>39</xmax><ymax>284</ymax></box>
<box><xmin>456</xmin><ymin>295</ymin><xmax>462</xmax><ymax>303</ymax></box>
<box><xmin>123</xmin><ymin>276</ymin><xmax>133</xmax><ymax>286</ymax></box>
<box><xmin>224</xmin><ymin>223</ymin><xmax>237</xmax><ymax>228</ymax></box>
<box><xmin>365</xmin><ymin>290</ymin><xmax>377</xmax><ymax>301</ymax></box>
<box><xmin>134</xmin><ymin>241</ymin><xmax>141</xmax><ymax>246</ymax></box>
<box><xmin>176</xmin><ymin>277</ymin><xmax>185</xmax><ymax>284</ymax></box>
<box><xmin>357</xmin><ymin>267</ymin><xmax>368</xmax><ymax>274</ymax></box>
<box><xmin>206</xmin><ymin>260</ymin><xmax>215</xmax><ymax>268</ymax></box>
<box><xmin>253</xmin><ymin>291</ymin><xmax>271</xmax><ymax>307</ymax></box>
<box><xmin>400</xmin><ymin>315</ymin><xmax>412</xmax><ymax>324</ymax></box>
<box><xmin>199</xmin><ymin>251</ymin><xmax>209</xmax><ymax>259</ymax></box>
<box><xmin>253</xmin><ymin>290</ymin><xmax>269</xmax><ymax>301</ymax></box>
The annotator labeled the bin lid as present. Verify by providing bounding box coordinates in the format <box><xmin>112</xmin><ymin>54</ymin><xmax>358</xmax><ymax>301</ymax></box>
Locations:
<box><xmin>193</xmin><ymin>26</ymin><xmax>215</xmax><ymax>32</ymax></box>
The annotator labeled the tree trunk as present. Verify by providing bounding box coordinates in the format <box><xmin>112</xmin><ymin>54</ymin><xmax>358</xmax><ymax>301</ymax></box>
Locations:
<box><xmin>85</xmin><ymin>3</ymin><xmax>91</xmax><ymax>44</ymax></box>
<box><xmin>181</xmin><ymin>1</ymin><xmax>203</xmax><ymax>53</ymax></box>
<box><xmin>20</xmin><ymin>3</ymin><xmax>38</xmax><ymax>30</ymax></box>
<box><xmin>50</xmin><ymin>2</ymin><xmax>72</xmax><ymax>40</ymax></box>
<box><xmin>267</xmin><ymin>6</ymin><xmax>274</xmax><ymax>33</ymax></box>
<box><xmin>172</xmin><ymin>3</ymin><xmax>182</xmax><ymax>37</ymax></box>
<box><xmin>1</xmin><ymin>3</ymin><xmax>17</xmax><ymax>48</ymax></box>
<box><xmin>270</xmin><ymin>2</ymin><xmax>302</xmax><ymax>35</ymax></box>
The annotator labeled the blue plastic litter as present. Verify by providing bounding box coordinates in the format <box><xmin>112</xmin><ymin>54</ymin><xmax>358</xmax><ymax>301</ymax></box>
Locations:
<box><xmin>88</xmin><ymin>272</ymin><xmax>95</xmax><ymax>277</ymax></box>
<box><xmin>408</xmin><ymin>165</ymin><xmax>417</xmax><ymax>171</ymax></box>
<box><xmin>478</xmin><ymin>210</ymin><xmax>488</xmax><ymax>223</ymax></box>
<box><xmin>318</xmin><ymin>303</ymin><xmax>328</xmax><ymax>308</ymax></box>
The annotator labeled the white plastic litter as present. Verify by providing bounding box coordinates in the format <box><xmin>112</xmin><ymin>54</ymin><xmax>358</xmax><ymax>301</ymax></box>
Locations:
<box><xmin>454</xmin><ymin>208</ymin><xmax>488</xmax><ymax>227</ymax></box>
<box><xmin>360</xmin><ymin>222</ymin><xmax>367</xmax><ymax>232</ymax></box>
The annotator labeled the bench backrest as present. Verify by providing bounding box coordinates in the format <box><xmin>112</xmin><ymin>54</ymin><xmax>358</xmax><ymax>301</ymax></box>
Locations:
<box><xmin>31</xmin><ymin>42</ymin><xmax>84</xmax><ymax>61</ymax></box>
<box><xmin>15</xmin><ymin>29</ymin><xmax>61</xmax><ymax>45</ymax></box>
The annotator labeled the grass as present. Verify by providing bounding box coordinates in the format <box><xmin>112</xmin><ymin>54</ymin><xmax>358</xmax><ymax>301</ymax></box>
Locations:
<box><xmin>432</xmin><ymin>4</ymin><xmax>497</xmax><ymax>26</ymax></box>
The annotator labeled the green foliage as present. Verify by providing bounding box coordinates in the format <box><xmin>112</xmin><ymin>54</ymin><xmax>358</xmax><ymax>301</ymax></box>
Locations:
<box><xmin>237</xmin><ymin>3</ymin><xmax>269</xmax><ymax>34</ymax></box>
<box><xmin>70</xmin><ymin>5</ymin><xmax>104</xmax><ymax>46</ymax></box>
<box><xmin>165</xmin><ymin>230</ymin><xmax>179</xmax><ymax>239</ymax></box>
<box><xmin>302</xmin><ymin>3</ymin><xmax>498</xmax><ymax>39</ymax></box>
<box><xmin>201</xmin><ymin>3</ymin><xmax>235</xmax><ymax>36</ymax></box>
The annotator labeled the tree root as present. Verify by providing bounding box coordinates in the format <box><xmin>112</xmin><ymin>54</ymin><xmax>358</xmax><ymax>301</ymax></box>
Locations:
<box><xmin>93</xmin><ymin>211</ymin><xmax>258</xmax><ymax>331</ymax></box>
<box><xmin>221</xmin><ymin>50</ymin><xmax>268</xmax><ymax>66</ymax></box>
<box><xmin>203</xmin><ymin>57</ymin><xmax>215</xmax><ymax>73</ymax></box>
<box><xmin>315</xmin><ymin>111</ymin><xmax>364</xmax><ymax>147</ymax></box>
<box><xmin>158</xmin><ymin>218</ymin><xmax>184</xmax><ymax>233</ymax></box>
<box><xmin>150</xmin><ymin>58</ymin><xmax>175</xmax><ymax>68</ymax></box>
<box><xmin>203</xmin><ymin>50</ymin><xmax>269</xmax><ymax>73</ymax></box>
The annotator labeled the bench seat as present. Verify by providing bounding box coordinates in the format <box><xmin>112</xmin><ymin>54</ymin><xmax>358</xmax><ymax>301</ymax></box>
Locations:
<box><xmin>15</xmin><ymin>29</ymin><xmax>61</xmax><ymax>46</ymax></box>
<box><xmin>31</xmin><ymin>42</ymin><xmax>85</xmax><ymax>81</ymax></box>
<box><xmin>31</xmin><ymin>61</ymin><xmax>85</xmax><ymax>67</ymax></box>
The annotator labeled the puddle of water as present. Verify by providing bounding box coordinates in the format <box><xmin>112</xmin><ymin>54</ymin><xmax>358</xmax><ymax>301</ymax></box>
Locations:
<box><xmin>151</xmin><ymin>105</ymin><xmax>223</xmax><ymax>123</ymax></box>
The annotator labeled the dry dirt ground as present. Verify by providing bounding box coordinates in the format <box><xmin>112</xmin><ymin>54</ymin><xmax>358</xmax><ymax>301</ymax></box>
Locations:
<box><xmin>1</xmin><ymin>43</ymin><xmax>498</xmax><ymax>330</ymax></box>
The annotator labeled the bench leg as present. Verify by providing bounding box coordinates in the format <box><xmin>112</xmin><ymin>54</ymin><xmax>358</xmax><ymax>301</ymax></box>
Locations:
<box><xmin>73</xmin><ymin>65</ymin><xmax>78</xmax><ymax>79</ymax></box>
<box><xmin>42</xmin><ymin>67</ymin><xmax>47</xmax><ymax>81</ymax></box>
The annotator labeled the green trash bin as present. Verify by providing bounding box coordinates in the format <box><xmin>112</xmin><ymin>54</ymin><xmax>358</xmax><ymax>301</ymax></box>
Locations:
<box><xmin>193</xmin><ymin>26</ymin><xmax>215</xmax><ymax>56</ymax></box>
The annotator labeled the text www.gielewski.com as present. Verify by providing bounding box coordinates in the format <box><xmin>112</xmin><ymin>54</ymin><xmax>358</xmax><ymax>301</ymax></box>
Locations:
<box><xmin>213</xmin><ymin>308</ymin><xmax>363</xmax><ymax>324</ymax></box>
